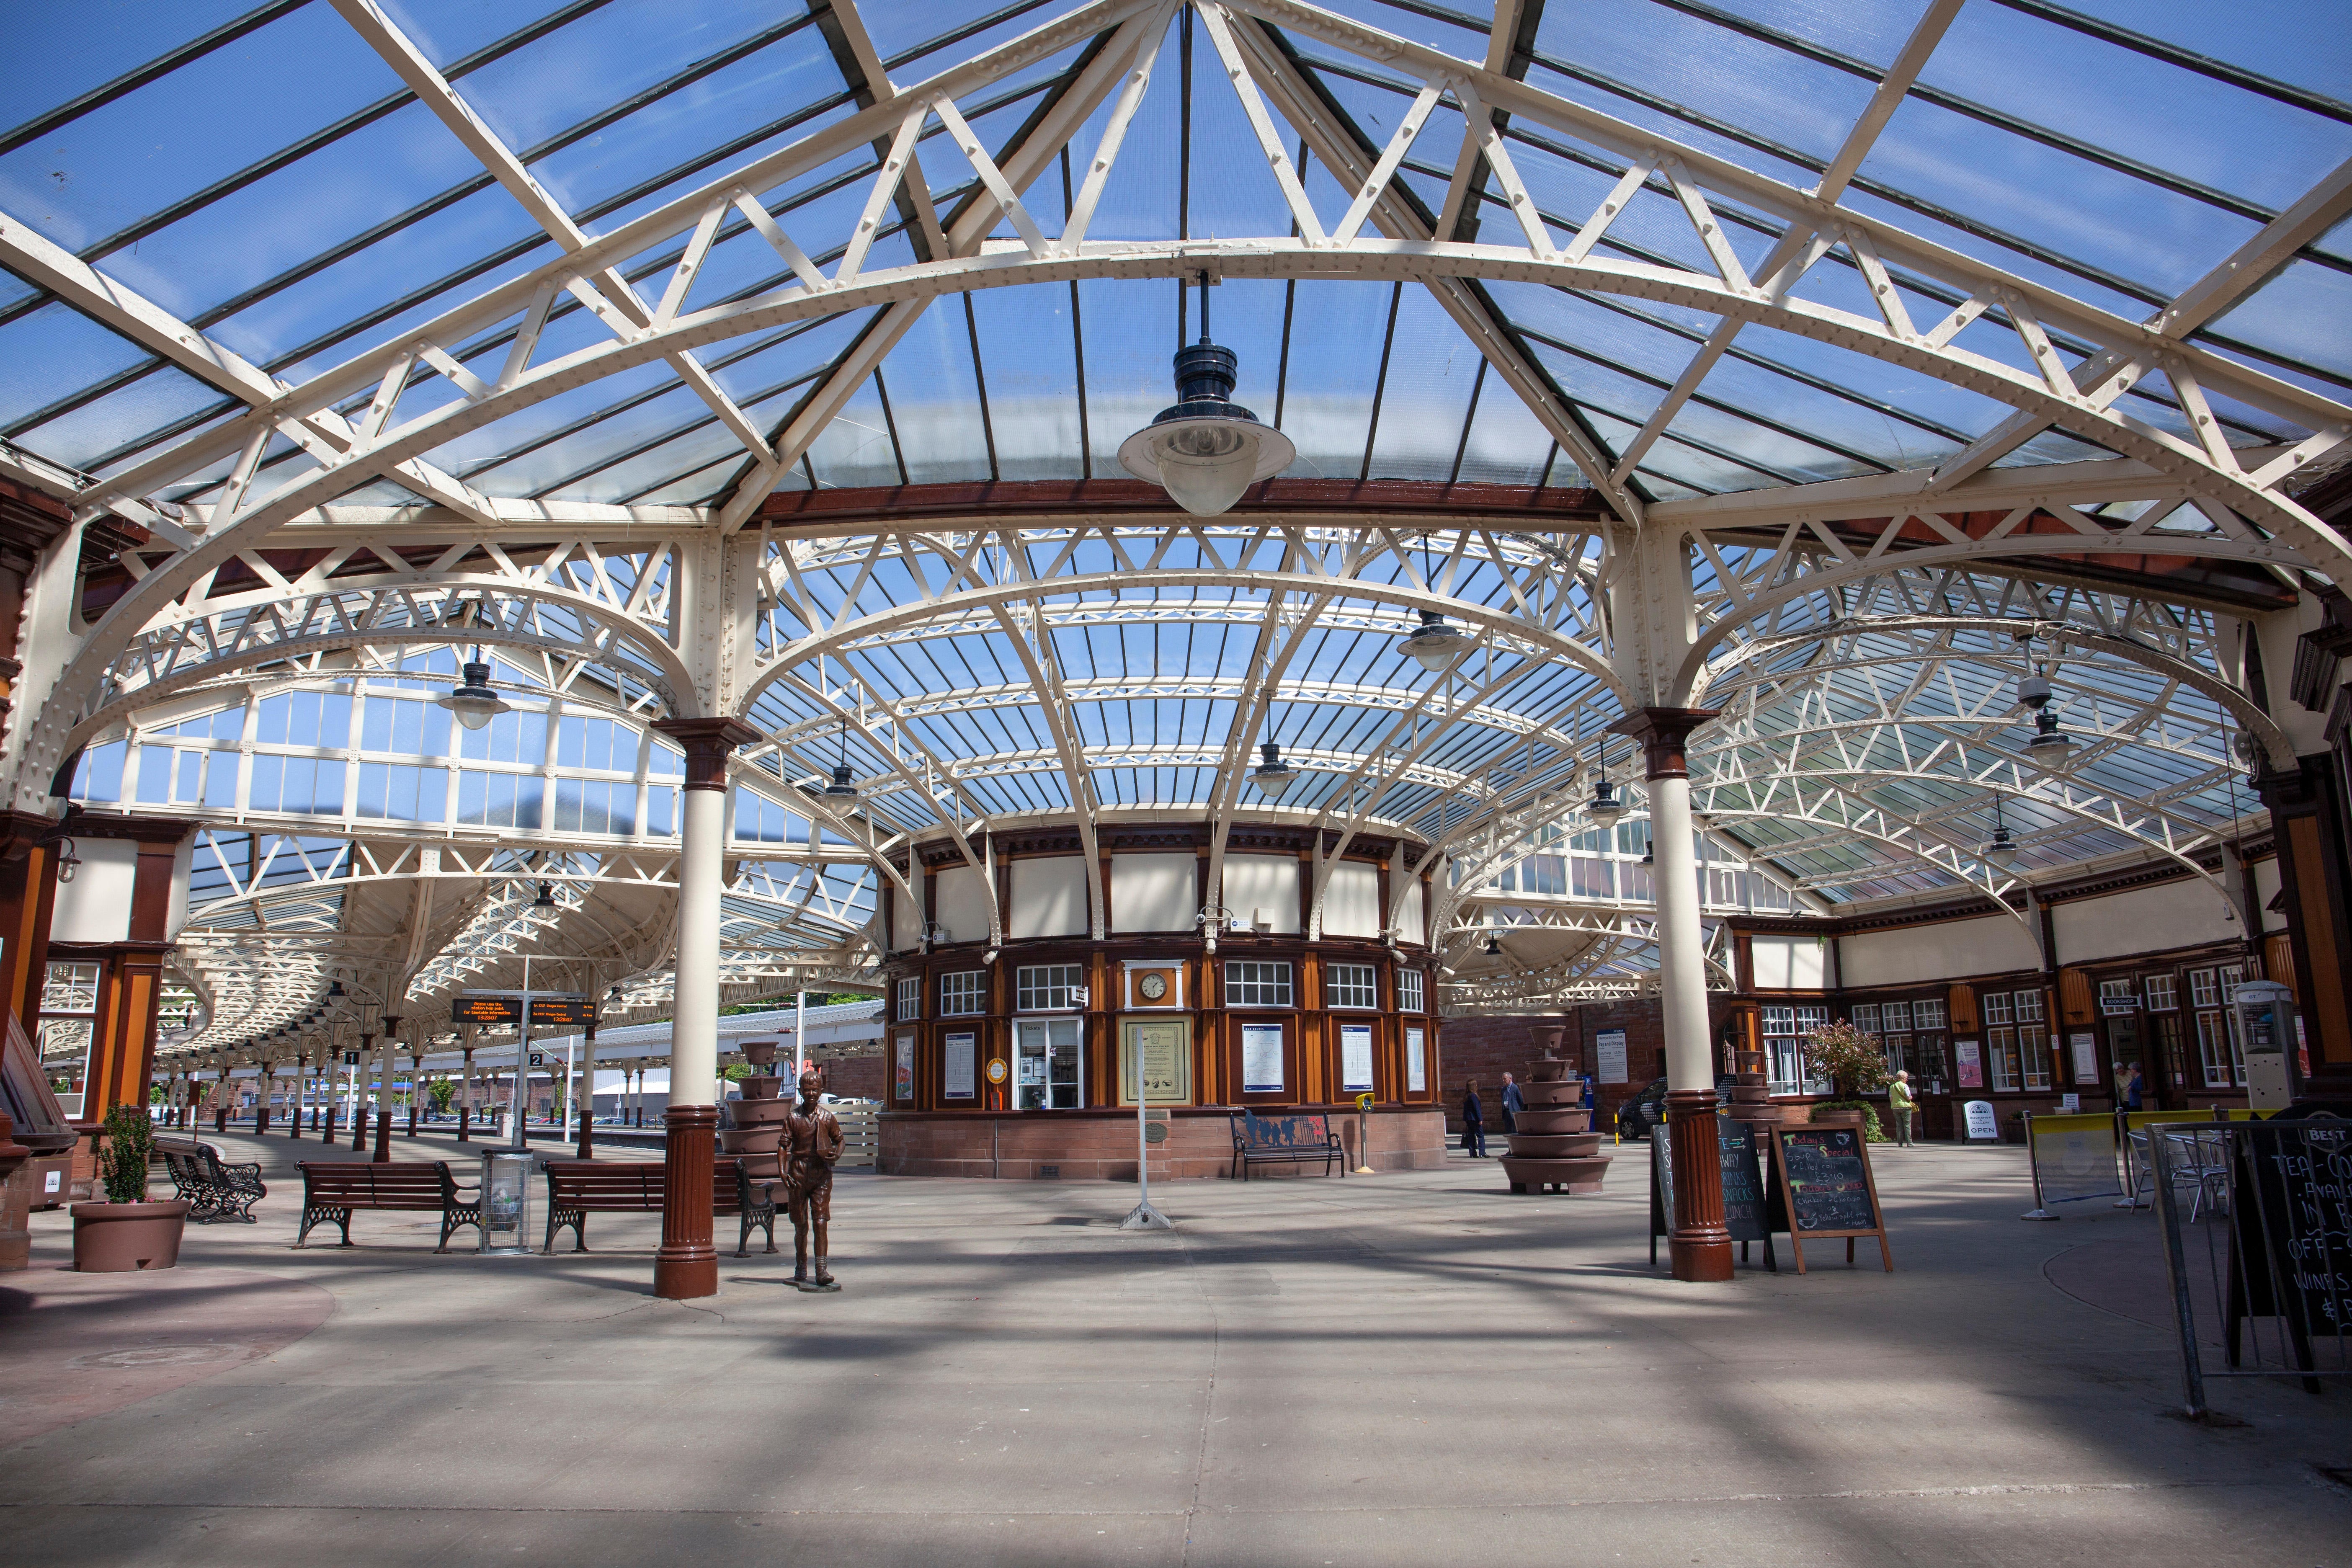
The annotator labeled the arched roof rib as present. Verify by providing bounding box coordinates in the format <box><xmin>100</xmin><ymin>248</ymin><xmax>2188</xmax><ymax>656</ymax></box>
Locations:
<box><xmin>5</xmin><ymin>0</ymin><xmax>2347</xmax><ymax>1027</ymax></box>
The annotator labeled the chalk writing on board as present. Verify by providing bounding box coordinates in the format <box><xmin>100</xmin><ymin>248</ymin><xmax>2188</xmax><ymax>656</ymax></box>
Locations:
<box><xmin>1779</xmin><ymin>1127</ymin><xmax>1880</xmax><ymax>1233</ymax></box>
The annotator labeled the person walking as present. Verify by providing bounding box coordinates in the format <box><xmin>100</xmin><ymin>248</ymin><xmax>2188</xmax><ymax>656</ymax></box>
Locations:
<box><xmin>2120</xmin><ymin>1061</ymin><xmax>2144</xmax><ymax>1111</ymax></box>
<box><xmin>1500</xmin><ymin>1072</ymin><xmax>1523</xmax><ymax>1137</ymax></box>
<box><xmin>1888</xmin><ymin>1070</ymin><xmax>1916</xmax><ymax>1148</ymax></box>
<box><xmin>1461</xmin><ymin>1079</ymin><xmax>1486</xmax><ymax>1158</ymax></box>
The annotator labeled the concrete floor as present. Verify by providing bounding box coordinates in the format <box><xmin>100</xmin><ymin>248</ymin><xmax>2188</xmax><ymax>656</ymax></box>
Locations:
<box><xmin>2</xmin><ymin>1127</ymin><xmax>2346</xmax><ymax>1566</ymax></box>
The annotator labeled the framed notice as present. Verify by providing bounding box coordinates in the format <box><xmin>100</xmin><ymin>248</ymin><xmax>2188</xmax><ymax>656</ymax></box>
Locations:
<box><xmin>1406</xmin><ymin>1026</ymin><xmax>1427</xmax><ymax>1093</ymax></box>
<box><xmin>1241</xmin><ymin>1023</ymin><xmax>1285</xmax><ymax>1094</ymax></box>
<box><xmin>944</xmin><ymin>1031</ymin><xmax>977</xmax><ymax>1101</ymax></box>
<box><xmin>1954</xmin><ymin>1039</ymin><xmax>1982</xmax><ymax>1089</ymax></box>
<box><xmin>1339</xmin><ymin>1023</ymin><xmax>1374</xmax><ymax>1094</ymax></box>
<box><xmin>1119</xmin><ymin>1016</ymin><xmax>1191</xmax><ymax>1106</ymax></box>
<box><xmin>1596</xmin><ymin>1028</ymin><xmax>1629</xmax><ymax>1084</ymax></box>
<box><xmin>894</xmin><ymin>1032</ymin><xmax>915</xmax><ymax>1102</ymax></box>
<box><xmin>2069</xmin><ymin>1032</ymin><xmax>2100</xmax><ymax>1084</ymax></box>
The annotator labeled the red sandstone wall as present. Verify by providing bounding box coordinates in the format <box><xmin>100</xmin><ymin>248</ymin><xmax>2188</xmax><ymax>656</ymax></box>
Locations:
<box><xmin>814</xmin><ymin>1055</ymin><xmax>882</xmax><ymax>1100</ymax></box>
<box><xmin>1439</xmin><ymin>998</ymin><xmax>1734</xmax><ymax>1130</ymax></box>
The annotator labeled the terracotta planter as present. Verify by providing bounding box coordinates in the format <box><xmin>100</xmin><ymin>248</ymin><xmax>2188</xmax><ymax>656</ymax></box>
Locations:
<box><xmin>738</xmin><ymin>1075</ymin><xmax>784</xmax><ymax>1101</ymax></box>
<box><xmin>1530</xmin><ymin>1025</ymin><xmax>1566</xmax><ymax>1055</ymax></box>
<box><xmin>70</xmin><ymin>1200</ymin><xmax>190</xmax><ymax>1272</ymax></box>
<box><xmin>1521</xmin><ymin>1080</ymin><xmax>1583</xmax><ymax>1107</ymax></box>
<box><xmin>719</xmin><ymin>1125</ymin><xmax>782</xmax><ymax>1153</ymax></box>
<box><xmin>1810</xmin><ymin>1109</ymin><xmax>1866</xmax><ymax>1130</ymax></box>
<box><xmin>740</xmin><ymin>1042</ymin><xmax>781</xmax><ymax>1068</ymax></box>
<box><xmin>1513</xmin><ymin>1106</ymin><xmax>1591</xmax><ymax>1135</ymax></box>
<box><xmin>727</xmin><ymin>1096</ymin><xmax>796</xmax><ymax>1126</ymax></box>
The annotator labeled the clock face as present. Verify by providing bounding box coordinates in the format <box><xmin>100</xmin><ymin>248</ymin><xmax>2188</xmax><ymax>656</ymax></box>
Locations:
<box><xmin>1139</xmin><ymin>972</ymin><xmax>1168</xmax><ymax>1001</ymax></box>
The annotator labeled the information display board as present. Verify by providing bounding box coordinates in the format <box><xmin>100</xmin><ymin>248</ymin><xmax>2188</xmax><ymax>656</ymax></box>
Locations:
<box><xmin>452</xmin><ymin>993</ymin><xmax>597</xmax><ymax>1028</ymax></box>
<box><xmin>1338</xmin><ymin>1023</ymin><xmax>1374</xmax><ymax>1094</ymax></box>
<box><xmin>1770</xmin><ymin>1126</ymin><xmax>1893</xmax><ymax>1273</ymax></box>
<box><xmin>1405</xmin><ymin>1025</ymin><xmax>1426</xmax><ymax>1094</ymax></box>
<box><xmin>943</xmin><ymin>1031</ymin><xmax>977</xmax><ymax>1101</ymax></box>
<box><xmin>1595</xmin><ymin>1028</ymin><xmax>1628</xmax><ymax>1084</ymax></box>
<box><xmin>1241</xmin><ymin>1023</ymin><xmax>1285</xmax><ymax>1094</ymax></box>
<box><xmin>451</xmin><ymin>994</ymin><xmax>522</xmax><ymax>1026</ymax></box>
<box><xmin>1119</xmin><ymin>1017</ymin><xmax>1190</xmax><ymax>1105</ymax></box>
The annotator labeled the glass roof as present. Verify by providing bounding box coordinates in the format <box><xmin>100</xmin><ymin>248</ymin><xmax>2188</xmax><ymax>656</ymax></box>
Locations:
<box><xmin>8</xmin><ymin>0</ymin><xmax>2347</xmax><ymax>1035</ymax></box>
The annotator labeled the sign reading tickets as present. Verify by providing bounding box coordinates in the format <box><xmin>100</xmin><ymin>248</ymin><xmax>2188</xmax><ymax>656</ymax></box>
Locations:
<box><xmin>1595</xmin><ymin>1028</ymin><xmax>1629</xmax><ymax>1084</ymax></box>
<box><xmin>1241</xmin><ymin>1023</ymin><xmax>1285</xmax><ymax>1094</ymax></box>
<box><xmin>1339</xmin><ymin>1022</ymin><xmax>1374</xmax><ymax>1094</ymax></box>
<box><xmin>943</xmin><ymin>1031</ymin><xmax>977</xmax><ymax>1101</ymax></box>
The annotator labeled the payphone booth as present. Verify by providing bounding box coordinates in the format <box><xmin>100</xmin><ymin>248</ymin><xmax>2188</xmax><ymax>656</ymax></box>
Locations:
<box><xmin>2229</xmin><ymin>980</ymin><xmax>2298</xmax><ymax>1110</ymax></box>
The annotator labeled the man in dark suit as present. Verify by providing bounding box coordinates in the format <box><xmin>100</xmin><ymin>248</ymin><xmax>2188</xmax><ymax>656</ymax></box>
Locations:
<box><xmin>1500</xmin><ymin>1072</ymin><xmax>1523</xmax><ymax>1137</ymax></box>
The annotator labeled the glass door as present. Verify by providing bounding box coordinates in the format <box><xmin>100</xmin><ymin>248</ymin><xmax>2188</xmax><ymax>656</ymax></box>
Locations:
<box><xmin>1014</xmin><ymin>1018</ymin><xmax>1083</xmax><ymax>1109</ymax></box>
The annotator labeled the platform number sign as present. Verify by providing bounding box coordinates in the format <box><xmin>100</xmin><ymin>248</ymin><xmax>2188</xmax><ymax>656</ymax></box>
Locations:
<box><xmin>342</xmin><ymin>1051</ymin><xmax>359</xmax><ymax>1065</ymax></box>
<box><xmin>529</xmin><ymin>1052</ymin><xmax>545</xmax><ymax>1068</ymax></box>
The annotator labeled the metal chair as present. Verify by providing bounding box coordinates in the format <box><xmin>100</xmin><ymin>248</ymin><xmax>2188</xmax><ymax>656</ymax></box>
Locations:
<box><xmin>2161</xmin><ymin>1128</ymin><xmax>2232</xmax><ymax>1222</ymax></box>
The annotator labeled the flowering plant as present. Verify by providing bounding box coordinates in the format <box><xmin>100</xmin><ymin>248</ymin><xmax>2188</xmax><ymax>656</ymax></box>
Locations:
<box><xmin>1802</xmin><ymin>1019</ymin><xmax>1891</xmax><ymax>1098</ymax></box>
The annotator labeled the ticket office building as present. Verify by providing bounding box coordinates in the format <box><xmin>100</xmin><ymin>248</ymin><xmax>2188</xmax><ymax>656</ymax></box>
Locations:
<box><xmin>875</xmin><ymin>826</ymin><xmax>1444</xmax><ymax>1166</ymax></box>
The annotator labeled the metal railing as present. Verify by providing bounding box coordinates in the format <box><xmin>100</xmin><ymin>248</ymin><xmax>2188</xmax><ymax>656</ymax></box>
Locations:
<box><xmin>2149</xmin><ymin>1119</ymin><xmax>2351</xmax><ymax>1416</ymax></box>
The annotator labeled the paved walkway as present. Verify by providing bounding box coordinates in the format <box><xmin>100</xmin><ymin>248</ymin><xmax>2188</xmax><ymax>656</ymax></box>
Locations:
<box><xmin>2</xmin><ymin>1132</ymin><xmax>2345</xmax><ymax>1565</ymax></box>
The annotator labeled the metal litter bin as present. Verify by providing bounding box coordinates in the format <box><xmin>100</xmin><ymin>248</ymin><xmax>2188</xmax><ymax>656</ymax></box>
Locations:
<box><xmin>480</xmin><ymin>1150</ymin><xmax>534</xmax><ymax>1256</ymax></box>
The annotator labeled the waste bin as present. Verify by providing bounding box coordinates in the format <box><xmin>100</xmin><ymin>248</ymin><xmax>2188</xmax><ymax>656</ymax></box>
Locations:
<box><xmin>480</xmin><ymin>1150</ymin><xmax>534</xmax><ymax>1256</ymax></box>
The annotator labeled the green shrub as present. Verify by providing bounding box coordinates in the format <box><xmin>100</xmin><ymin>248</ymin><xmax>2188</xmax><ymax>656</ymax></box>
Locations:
<box><xmin>1810</xmin><ymin>1099</ymin><xmax>1887</xmax><ymax>1142</ymax></box>
<box><xmin>100</xmin><ymin>1104</ymin><xmax>155</xmax><ymax>1203</ymax></box>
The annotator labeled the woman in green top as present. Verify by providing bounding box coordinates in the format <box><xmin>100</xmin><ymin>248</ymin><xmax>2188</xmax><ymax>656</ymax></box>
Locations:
<box><xmin>1888</xmin><ymin>1070</ymin><xmax>1917</xmax><ymax>1147</ymax></box>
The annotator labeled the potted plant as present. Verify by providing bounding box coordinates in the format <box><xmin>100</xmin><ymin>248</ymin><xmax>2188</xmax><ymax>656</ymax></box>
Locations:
<box><xmin>70</xmin><ymin>1105</ymin><xmax>190</xmax><ymax>1272</ymax></box>
<box><xmin>1800</xmin><ymin>1019</ymin><xmax>1891</xmax><ymax>1130</ymax></box>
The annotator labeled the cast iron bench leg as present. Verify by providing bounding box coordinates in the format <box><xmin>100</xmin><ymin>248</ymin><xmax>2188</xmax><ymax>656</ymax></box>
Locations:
<box><xmin>298</xmin><ymin>1204</ymin><xmax>353</xmax><ymax>1248</ymax></box>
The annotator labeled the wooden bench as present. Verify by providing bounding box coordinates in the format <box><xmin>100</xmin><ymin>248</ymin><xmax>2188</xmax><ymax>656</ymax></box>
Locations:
<box><xmin>541</xmin><ymin>1158</ymin><xmax>776</xmax><ymax>1256</ymax></box>
<box><xmin>156</xmin><ymin>1137</ymin><xmax>266</xmax><ymax>1222</ymax></box>
<box><xmin>1229</xmin><ymin>1111</ymin><xmax>1345</xmax><ymax>1181</ymax></box>
<box><xmin>296</xmin><ymin>1161</ymin><xmax>480</xmax><ymax>1252</ymax></box>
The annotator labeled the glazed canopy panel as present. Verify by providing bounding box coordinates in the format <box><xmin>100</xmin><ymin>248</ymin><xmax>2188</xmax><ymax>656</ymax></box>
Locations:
<box><xmin>0</xmin><ymin>0</ymin><xmax>2343</xmax><ymax>1050</ymax></box>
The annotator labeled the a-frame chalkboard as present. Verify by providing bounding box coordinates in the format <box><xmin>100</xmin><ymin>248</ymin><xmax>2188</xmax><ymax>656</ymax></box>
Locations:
<box><xmin>1770</xmin><ymin>1125</ymin><xmax>1893</xmax><ymax>1273</ymax></box>
<box><xmin>1650</xmin><ymin>1119</ymin><xmax>1777</xmax><ymax>1271</ymax></box>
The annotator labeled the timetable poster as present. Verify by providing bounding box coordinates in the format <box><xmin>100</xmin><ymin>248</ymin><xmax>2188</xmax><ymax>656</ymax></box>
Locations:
<box><xmin>1242</xmin><ymin>1023</ymin><xmax>1285</xmax><ymax>1094</ymax></box>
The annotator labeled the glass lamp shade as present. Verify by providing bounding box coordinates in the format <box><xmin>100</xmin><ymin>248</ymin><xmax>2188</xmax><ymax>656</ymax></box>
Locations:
<box><xmin>1398</xmin><ymin>610</ymin><xmax>1473</xmax><ymax>670</ymax></box>
<box><xmin>1119</xmin><ymin>339</ymin><xmax>1295</xmax><ymax>517</ymax></box>
<box><xmin>1119</xmin><ymin>414</ymin><xmax>1295</xmax><ymax>516</ymax></box>
<box><xmin>1982</xmin><ymin>828</ymin><xmax>2019</xmax><ymax>866</ymax></box>
<box><xmin>2025</xmin><ymin>709</ymin><xmax>2071</xmax><ymax>757</ymax></box>
<box><xmin>436</xmin><ymin>661</ymin><xmax>509</xmax><ymax>731</ymax></box>
<box><xmin>1248</xmin><ymin>741</ymin><xmax>1297</xmax><ymax>795</ymax></box>
<box><xmin>1586</xmin><ymin>781</ymin><xmax>1628</xmax><ymax>827</ymax></box>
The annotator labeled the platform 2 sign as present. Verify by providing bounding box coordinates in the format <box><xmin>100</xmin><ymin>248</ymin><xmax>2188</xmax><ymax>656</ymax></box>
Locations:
<box><xmin>1771</xmin><ymin>1126</ymin><xmax>1893</xmax><ymax>1274</ymax></box>
<box><xmin>1650</xmin><ymin>1118</ymin><xmax>1778</xmax><ymax>1271</ymax></box>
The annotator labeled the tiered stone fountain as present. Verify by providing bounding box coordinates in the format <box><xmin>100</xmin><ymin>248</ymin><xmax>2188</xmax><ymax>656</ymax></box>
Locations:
<box><xmin>720</xmin><ymin>1041</ymin><xmax>791</xmax><ymax>1183</ymax></box>
<box><xmin>1500</xmin><ymin>1047</ymin><xmax>1611</xmax><ymax>1195</ymax></box>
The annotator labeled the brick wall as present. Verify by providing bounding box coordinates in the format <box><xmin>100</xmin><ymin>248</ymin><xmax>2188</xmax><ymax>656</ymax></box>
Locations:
<box><xmin>1439</xmin><ymin>995</ymin><xmax>1736</xmax><ymax>1130</ymax></box>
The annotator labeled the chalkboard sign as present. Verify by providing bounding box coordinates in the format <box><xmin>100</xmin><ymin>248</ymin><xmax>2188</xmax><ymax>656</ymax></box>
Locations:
<box><xmin>2226</xmin><ymin>1121</ymin><xmax>2352</xmax><ymax>1366</ymax></box>
<box><xmin>1650</xmin><ymin>1118</ymin><xmax>1777</xmax><ymax>1271</ymax></box>
<box><xmin>1771</xmin><ymin>1126</ymin><xmax>1893</xmax><ymax>1273</ymax></box>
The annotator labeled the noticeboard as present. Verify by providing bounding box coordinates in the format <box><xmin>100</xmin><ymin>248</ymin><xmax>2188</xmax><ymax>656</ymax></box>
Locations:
<box><xmin>1770</xmin><ymin>1126</ymin><xmax>1893</xmax><ymax>1274</ymax></box>
<box><xmin>452</xmin><ymin>995</ymin><xmax>521</xmax><ymax>1026</ymax></box>
<box><xmin>2227</xmin><ymin>1121</ymin><xmax>2352</xmax><ymax>1343</ymax></box>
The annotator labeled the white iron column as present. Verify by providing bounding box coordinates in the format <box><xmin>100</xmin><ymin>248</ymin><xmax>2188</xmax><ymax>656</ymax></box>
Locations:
<box><xmin>650</xmin><ymin>718</ymin><xmax>757</xmax><ymax>1300</ymax></box>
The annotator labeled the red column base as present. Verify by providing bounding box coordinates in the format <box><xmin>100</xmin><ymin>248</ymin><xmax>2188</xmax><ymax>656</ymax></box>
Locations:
<box><xmin>373</xmin><ymin>1112</ymin><xmax>392</xmax><ymax>1163</ymax></box>
<box><xmin>1666</xmin><ymin>1088</ymin><xmax>1734</xmax><ymax>1283</ymax></box>
<box><xmin>652</xmin><ymin>1104</ymin><xmax>719</xmax><ymax>1300</ymax></box>
<box><xmin>457</xmin><ymin>1107</ymin><xmax>470</xmax><ymax>1143</ymax></box>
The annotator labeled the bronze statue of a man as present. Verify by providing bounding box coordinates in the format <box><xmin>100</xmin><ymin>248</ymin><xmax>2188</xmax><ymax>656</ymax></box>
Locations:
<box><xmin>778</xmin><ymin>1065</ymin><xmax>844</xmax><ymax>1290</ymax></box>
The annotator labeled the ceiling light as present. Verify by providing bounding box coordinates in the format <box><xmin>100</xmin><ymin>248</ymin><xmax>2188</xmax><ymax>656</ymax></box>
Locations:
<box><xmin>1248</xmin><ymin>740</ymin><xmax>1297</xmax><ymax>796</ymax></box>
<box><xmin>532</xmin><ymin>881</ymin><xmax>557</xmax><ymax>909</ymax></box>
<box><xmin>1398</xmin><ymin>610</ymin><xmax>1474</xmax><ymax>671</ymax></box>
<box><xmin>1119</xmin><ymin>273</ymin><xmax>1294</xmax><ymax>517</ymax></box>
<box><xmin>437</xmin><ymin>660</ymin><xmax>509</xmax><ymax>731</ymax></box>
<box><xmin>1982</xmin><ymin>825</ymin><xmax>2019</xmax><ymax>867</ymax></box>
<box><xmin>822</xmin><ymin>761</ymin><xmax>860</xmax><ymax>801</ymax></box>
<box><xmin>2025</xmin><ymin>707</ymin><xmax>2071</xmax><ymax>759</ymax></box>
<box><xmin>1587</xmin><ymin>778</ymin><xmax>1627</xmax><ymax>828</ymax></box>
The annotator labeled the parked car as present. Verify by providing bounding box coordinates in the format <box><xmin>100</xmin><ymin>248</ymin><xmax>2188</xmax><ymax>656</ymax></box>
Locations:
<box><xmin>1614</xmin><ymin>1077</ymin><xmax>1670</xmax><ymax>1140</ymax></box>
